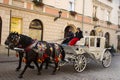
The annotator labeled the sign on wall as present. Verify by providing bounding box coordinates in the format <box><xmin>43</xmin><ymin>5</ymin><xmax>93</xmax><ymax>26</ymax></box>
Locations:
<box><xmin>11</xmin><ymin>17</ymin><xmax>22</xmax><ymax>33</ymax></box>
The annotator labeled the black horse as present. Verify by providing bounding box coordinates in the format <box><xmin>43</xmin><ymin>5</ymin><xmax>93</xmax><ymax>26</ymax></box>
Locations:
<box><xmin>5</xmin><ymin>32</ymin><xmax>65</xmax><ymax>78</ymax></box>
<box><xmin>5</xmin><ymin>32</ymin><xmax>34</xmax><ymax>71</ymax></box>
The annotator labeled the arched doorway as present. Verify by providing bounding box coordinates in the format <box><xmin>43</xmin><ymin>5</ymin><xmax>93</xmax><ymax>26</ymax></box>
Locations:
<box><xmin>90</xmin><ymin>30</ymin><xmax>96</xmax><ymax>36</ymax></box>
<box><xmin>64</xmin><ymin>25</ymin><xmax>75</xmax><ymax>38</ymax></box>
<box><xmin>117</xmin><ymin>35</ymin><xmax>120</xmax><ymax>51</ymax></box>
<box><xmin>0</xmin><ymin>16</ymin><xmax>2</xmax><ymax>44</ymax></box>
<box><xmin>29</xmin><ymin>19</ymin><xmax>43</xmax><ymax>40</ymax></box>
<box><xmin>105</xmin><ymin>32</ymin><xmax>110</xmax><ymax>48</ymax></box>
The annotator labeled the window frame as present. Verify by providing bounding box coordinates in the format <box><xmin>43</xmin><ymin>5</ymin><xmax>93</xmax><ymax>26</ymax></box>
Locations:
<box><xmin>106</xmin><ymin>11</ymin><xmax>111</xmax><ymax>21</ymax></box>
<box><xmin>93</xmin><ymin>5</ymin><xmax>97</xmax><ymax>17</ymax></box>
<box><xmin>69</xmin><ymin>0</ymin><xmax>75</xmax><ymax>11</ymax></box>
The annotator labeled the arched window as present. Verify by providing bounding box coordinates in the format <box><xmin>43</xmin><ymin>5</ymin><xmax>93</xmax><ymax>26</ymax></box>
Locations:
<box><xmin>98</xmin><ymin>31</ymin><xmax>103</xmax><ymax>37</ymax></box>
<box><xmin>90</xmin><ymin>30</ymin><xmax>96</xmax><ymax>36</ymax></box>
<box><xmin>29</xmin><ymin>19</ymin><xmax>43</xmax><ymax>40</ymax></box>
<box><xmin>64</xmin><ymin>25</ymin><xmax>75</xmax><ymax>38</ymax></box>
<box><xmin>0</xmin><ymin>16</ymin><xmax>2</xmax><ymax>44</ymax></box>
<box><xmin>105</xmin><ymin>32</ymin><xmax>110</xmax><ymax>48</ymax></box>
<box><xmin>29</xmin><ymin>19</ymin><xmax>43</xmax><ymax>29</ymax></box>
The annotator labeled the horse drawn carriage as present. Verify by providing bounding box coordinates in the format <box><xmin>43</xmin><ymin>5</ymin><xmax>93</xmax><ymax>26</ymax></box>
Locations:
<box><xmin>5</xmin><ymin>32</ymin><xmax>112</xmax><ymax>78</ymax></box>
<box><xmin>60</xmin><ymin>36</ymin><xmax>112</xmax><ymax>72</ymax></box>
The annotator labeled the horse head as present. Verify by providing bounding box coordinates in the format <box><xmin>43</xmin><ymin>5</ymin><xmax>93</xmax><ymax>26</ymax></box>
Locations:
<box><xmin>5</xmin><ymin>32</ymin><xmax>20</xmax><ymax>49</ymax></box>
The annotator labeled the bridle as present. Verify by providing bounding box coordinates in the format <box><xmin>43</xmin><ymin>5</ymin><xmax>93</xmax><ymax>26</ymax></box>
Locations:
<box><xmin>8</xmin><ymin>33</ymin><xmax>21</xmax><ymax>47</ymax></box>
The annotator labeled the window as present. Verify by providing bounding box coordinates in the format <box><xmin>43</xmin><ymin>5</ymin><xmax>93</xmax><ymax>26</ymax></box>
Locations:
<box><xmin>105</xmin><ymin>32</ymin><xmax>110</xmax><ymax>48</ymax></box>
<box><xmin>93</xmin><ymin>6</ymin><xmax>97</xmax><ymax>17</ymax></box>
<box><xmin>106</xmin><ymin>11</ymin><xmax>110</xmax><ymax>21</ymax></box>
<box><xmin>56</xmin><ymin>0</ymin><xmax>60</xmax><ymax>1</ymax></box>
<box><xmin>90</xmin><ymin>38</ymin><xmax>95</xmax><ymax>47</ymax></box>
<box><xmin>118</xmin><ymin>17</ymin><xmax>120</xmax><ymax>25</ymax></box>
<box><xmin>29</xmin><ymin>19</ymin><xmax>43</xmax><ymax>40</ymax></box>
<box><xmin>85</xmin><ymin>38</ymin><xmax>89</xmax><ymax>47</ymax></box>
<box><xmin>98</xmin><ymin>31</ymin><xmax>103</xmax><ymax>37</ymax></box>
<box><xmin>11</xmin><ymin>17</ymin><xmax>22</xmax><ymax>34</ymax></box>
<box><xmin>0</xmin><ymin>16</ymin><xmax>2</xmax><ymax>44</ymax></box>
<box><xmin>69</xmin><ymin>0</ymin><xmax>75</xmax><ymax>11</ymax></box>
<box><xmin>108</xmin><ymin>0</ymin><xmax>112</xmax><ymax>2</ymax></box>
<box><xmin>29</xmin><ymin>19</ymin><xmax>42</xmax><ymax>29</ymax></box>
<box><xmin>96</xmin><ymin>38</ymin><xmax>100</xmax><ymax>47</ymax></box>
<box><xmin>101</xmin><ymin>8</ymin><xmax>105</xmax><ymax>20</ymax></box>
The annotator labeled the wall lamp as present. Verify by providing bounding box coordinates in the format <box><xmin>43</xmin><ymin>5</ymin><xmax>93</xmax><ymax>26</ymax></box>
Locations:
<box><xmin>54</xmin><ymin>10</ymin><xmax>62</xmax><ymax>21</ymax></box>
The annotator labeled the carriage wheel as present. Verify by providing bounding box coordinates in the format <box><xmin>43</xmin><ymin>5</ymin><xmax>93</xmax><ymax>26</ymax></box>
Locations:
<box><xmin>102</xmin><ymin>50</ymin><xmax>112</xmax><ymax>68</ymax></box>
<box><xmin>73</xmin><ymin>54</ymin><xmax>87</xmax><ymax>72</ymax></box>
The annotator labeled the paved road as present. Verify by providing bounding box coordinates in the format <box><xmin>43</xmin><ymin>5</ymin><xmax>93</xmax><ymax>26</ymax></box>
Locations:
<box><xmin>0</xmin><ymin>55</ymin><xmax>120</xmax><ymax>80</ymax></box>
<box><xmin>0</xmin><ymin>45</ymin><xmax>120</xmax><ymax>80</ymax></box>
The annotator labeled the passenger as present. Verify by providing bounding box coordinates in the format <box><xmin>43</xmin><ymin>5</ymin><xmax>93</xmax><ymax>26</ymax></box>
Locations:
<box><xmin>68</xmin><ymin>27</ymin><xmax>83</xmax><ymax>46</ymax></box>
<box><xmin>61</xmin><ymin>28</ymin><xmax>74</xmax><ymax>45</ymax></box>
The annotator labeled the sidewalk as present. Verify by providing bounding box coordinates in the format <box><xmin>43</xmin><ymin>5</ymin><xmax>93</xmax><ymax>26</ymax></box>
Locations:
<box><xmin>0</xmin><ymin>45</ymin><xmax>18</xmax><ymax>63</ymax></box>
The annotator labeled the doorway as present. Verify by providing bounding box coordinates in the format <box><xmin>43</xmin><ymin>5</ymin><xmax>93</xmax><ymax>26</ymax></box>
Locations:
<box><xmin>64</xmin><ymin>26</ymin><xmax>75</xmax><ymax>38</ymax></box>
<box><xmin>105</xmin><ymin>32</ymin><xmax>110</xmax><ymax>48</ymax></box>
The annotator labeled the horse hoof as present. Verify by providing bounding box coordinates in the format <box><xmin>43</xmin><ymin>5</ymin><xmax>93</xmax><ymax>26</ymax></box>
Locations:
<box><xmin>18</xmin><ymin>75</ymin><xmax>23</xmax><ymax>78</ymax></box>
<box><xmin>45</xmin><ymin>67</ymin><xmax>48</xmax><ymax>69</ymax></box>
<box><xmin>57</xmin><ymin>68</ymin><xmax>60</xmax><ymax>71</ymax></box>
<box><xmin>51</xmin><ymin>72</ymin><xmax>56</xmax><ymax>75</ymax></box>
<box><xmin>37</xmin><ymin>72</ymin><xmax>41</xmax><ymax>75</ymax></box>
<box><xmin>29</xmin><ymin>66</ymin><xmax>34</xmax><ymax>69</ymax></box>
<box><xmin>57</xmin><ymin>67</ymin><xmax>60</xmax><ymax>71</ymax></box>
<box><xmin>16</xmin><ymin>68</ymin><xmax>20</xmax><ymax>71</ymax></box>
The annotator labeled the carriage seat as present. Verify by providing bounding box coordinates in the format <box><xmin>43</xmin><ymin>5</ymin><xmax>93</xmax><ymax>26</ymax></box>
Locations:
<box><xmin>75</xmin><ymin>38</ymin><xmax>85</xmax><ymax>46</ymax></box>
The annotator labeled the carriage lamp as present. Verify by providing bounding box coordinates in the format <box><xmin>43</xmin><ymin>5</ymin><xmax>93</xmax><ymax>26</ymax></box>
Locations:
<box><xmin>54</xmin><ymin>10</ymin><xmax>62</xmax><ymax>21</ymax></box>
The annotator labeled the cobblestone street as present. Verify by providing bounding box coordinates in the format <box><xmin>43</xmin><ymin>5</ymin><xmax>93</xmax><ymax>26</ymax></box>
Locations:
<box><xmin>0</xmin><ymin>45</ymin><xmax>120</xmax><ymax>80</ymax></box>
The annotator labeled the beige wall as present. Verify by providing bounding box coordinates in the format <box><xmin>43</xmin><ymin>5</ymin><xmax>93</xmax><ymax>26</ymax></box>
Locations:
<box><xmin>43</xmin><ymin>0</ymin><xmax>93</xmax><ymax>17</ymax></box>
<box><xmin>0</xmin><ymin>6</ymin><xmax>10</xmax><ymax>45</ymax></box>
<box><xmin>0</xmin><ymin>0</ymin><xmax>119</xmax><ymax>51</ymax></box>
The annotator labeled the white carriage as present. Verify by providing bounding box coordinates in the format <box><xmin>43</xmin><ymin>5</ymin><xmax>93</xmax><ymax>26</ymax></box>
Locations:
<box><xmin>61</xmin><ymin>36</ymin><xmax>112</xmax><ymax>72</ymax></box>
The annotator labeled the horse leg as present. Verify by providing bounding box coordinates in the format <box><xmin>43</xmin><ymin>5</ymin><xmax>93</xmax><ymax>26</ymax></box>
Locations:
<box><xmin>28</xmin><ymin>64</ymin><xmax>35</xmax><ymax>69</ymax></box>
<box><xmin>45</xmin><ymin>58</ymin><xmax>50</xmax><ymax>69</ymax></box>
<box><xmin>16</xmin><ymin>51</ymin><xmax>23</xmax><ymax>71</ymax></box>
<box><xmin>52</xmin><ymin>62</ymin><xmax>58</xmax><ymax>75</ymax></box>
<box><xmin>18</xmin><ymin>60</ymin><xmax>32</xmax><ymax>78</ymax></box>
<box><xmin>33</xmin><ymin>60</ymin><xmax>41</xmax><ymax>75</ymax></box>
<box><xmin>39</xmin><ymin>62</ymin><xmax>44</xmax><ymax>75</ymax></box>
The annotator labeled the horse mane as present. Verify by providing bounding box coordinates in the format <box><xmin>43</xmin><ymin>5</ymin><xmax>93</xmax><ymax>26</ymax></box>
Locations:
<box><xmin>17</xmin><ymin>33</ymin><xmax>34</xmax><ymax>48</ymax></box>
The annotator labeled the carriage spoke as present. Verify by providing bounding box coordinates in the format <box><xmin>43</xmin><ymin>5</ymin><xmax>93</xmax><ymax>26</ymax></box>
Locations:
<box><xmin>102</xmin><ymin>51</ymin><xmax>112</xmax><ymax>68</ymax></box>
<box><xmin>74</xmin><ymin>54</ymin><xmax>87</xmax><ymax>72</ymax></box>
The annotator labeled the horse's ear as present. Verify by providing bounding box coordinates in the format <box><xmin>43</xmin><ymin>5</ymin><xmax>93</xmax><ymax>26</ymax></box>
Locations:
<box><xmin>14</xmin><ymin>31</ymin><xmax>17</xmax><ymax>35</ymax></box>
<box><xmin>16</xmin><ymin>32</ymin><xmax>19</xmax><ymax>35</ymax></box>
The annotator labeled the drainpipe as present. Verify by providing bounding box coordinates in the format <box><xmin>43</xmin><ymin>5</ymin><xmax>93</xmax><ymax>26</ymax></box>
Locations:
<box><xmin>9</xmin><ymin>10</ymin><xmax>12</xmax><ymax>34</ymax></box>
<box><xmin>8</xmin><ymin>10</ymin><xmax>12</xmax><ymax>57</ymax></box>
<box><xmin>82</xmin><ymin>0</ymin><xmax>85</xmax><ymax>31</ymax></box>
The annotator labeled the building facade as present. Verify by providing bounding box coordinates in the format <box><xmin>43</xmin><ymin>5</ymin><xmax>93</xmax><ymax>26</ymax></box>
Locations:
<box><xmin>0</xmin><ymin>0</ymin><xmax>119</xmax><ymax>51</ymax></box>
